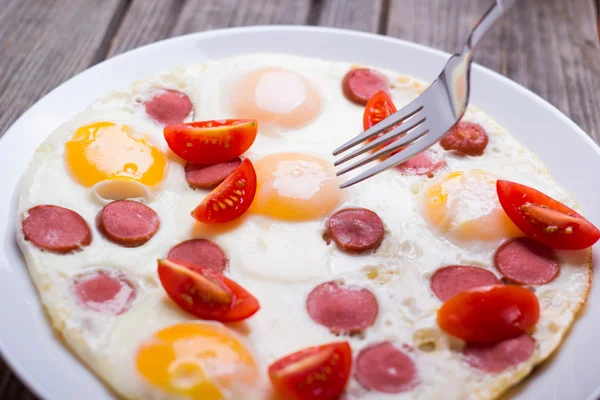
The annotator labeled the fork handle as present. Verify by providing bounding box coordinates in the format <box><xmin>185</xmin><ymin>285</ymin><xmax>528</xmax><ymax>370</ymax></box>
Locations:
<box><xmin>463</xmin><ymin>0</ymin><xmax>518</xmax><ymax>56</ymax></box>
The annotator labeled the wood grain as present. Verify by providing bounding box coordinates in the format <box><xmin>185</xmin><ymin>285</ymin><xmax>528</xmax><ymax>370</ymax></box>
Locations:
<box><xmin>387</xmin><ymin>0</ymin><xmax>600</xmax><ymax>141</ymax></box>
<box><xmin>315</xmin><ymin>0</ymin><xmax>386</xmax><ymax>33</ymax></box>
<box><xmin>0</xmin><ymin>0</ymin><xmax>128</xmax><ymax>137</ymax></box>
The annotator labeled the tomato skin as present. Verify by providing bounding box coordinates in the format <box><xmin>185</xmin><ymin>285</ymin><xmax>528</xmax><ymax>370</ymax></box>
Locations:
<box><xmin>437</xmin><ymin>285</ymin><xmax>540</xmax><ymax>344</ymax></box>
<box><xmin>363</xmin><ymin>90</ymin><xmax>397</xmax><ymax>131</ymax></box>
<box><xmin>268</xmin><ymin>342</ymin><xmax>352</xmax><ymax>400</ymax></box>
<box><xmin>192</xmin><ymin>158</ymin><xmax>257</xmax><ymax>224</ymax></box>
<box><xmin>157</xmin><ymin>259</ymin><xmax>260</xmax><ymax>322</ymax></box>
<box><xmin>497</xmin><ymin>180</ymin><xmax>600</xmax><ymax>250</ymax></box>
<box><xmin>164</xmin><ymin>119</ymin><xmax>258</xmax><ymax>164</ymax></box>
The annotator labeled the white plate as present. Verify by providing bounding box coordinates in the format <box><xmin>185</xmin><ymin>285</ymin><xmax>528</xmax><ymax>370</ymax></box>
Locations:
<box><xmin>1</xmin><ymin>25</ymin><xmax>599</xmax><ymax>400</ymax></box>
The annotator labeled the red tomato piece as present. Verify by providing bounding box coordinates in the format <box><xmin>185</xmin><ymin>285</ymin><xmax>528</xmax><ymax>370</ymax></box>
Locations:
<box><xmin>164</xmin><ymin>119</ymin><xmax>258</xmax><ymax>164</ymax></box>
<box><xmin>437</xmin><ymin>285</ymin><xmax>540</xmax><ymax>344</ymax></box>
<box><xmin>191</xmin><ymin>158</ymin><xmax>257</xmax><ymax>224</ymax></box>
<box><xmin>497</xmin><ymin>180</ymin><xmax>600</xmax><ymax>250</ymax></box>
<box><xmin>268</xmin><ymin>342</ymin><xmax>352</xmax><ymax>400</ymax></box>
<box><xmin>157</xmin><ymin>258</ymin><xmax>259</xmax><ymax>322</ymax></box>
<box><xmin>362</xmin><ymin>91</ymin><xmax>402</xmax><ymax>156</ymax></box>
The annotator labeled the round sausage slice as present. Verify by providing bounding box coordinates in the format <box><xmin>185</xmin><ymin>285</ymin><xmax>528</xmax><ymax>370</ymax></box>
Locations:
<box><xmin>167</xmin><ymin>239</ymin><xmax>227</xmax><ymax>274</ymax></box>
<box><xmin>494</xmin><ymin>237</ymin><xmax>559</xmax><ymax>285</ymax></box>
<box><xmin>325</xmin><ymin>208</ymin><xmax>385</xmax><ymax>253</ymax></box>
<box><xmin>463</xmin><ymin>334</ymin><xmax>535</xmax><ymax>373</ymax></box>
<box><xmin>306</xmin><ymin>281</ymin><xmax>378</xmax><ymax>334</ymax></box>
<box><xmin>72</xmin><ymin>270</ymin><xmax>136</xmax><ymax>315</ymax></box>
<box><xmin>430</xmin><ymin>265</ymin><xmax>500</xmax><ymax>301</ymax></box>
<box><xmin>22</xmin><ymin>205</ymin><xmax>91</xmax><ymax>253</ymax></box>
<box><xmin>342</xmin><ymin>68</ymin><xmax>389</xmax><ymax>105</ymax></box>
<box><xmin>185</xmin><ymin>158</ymin><xmax>242</xmax><ymax>189</ymax></box>
<box><xmin>144</xmin><ymin>89</ymin><xmax>193</xmax><ymax>126</ymax></box>
<box><xmin>440</xmin><ymin>121</ymin><xmax>489</xmax><ymax>156</ymax></box>
<box><xmin>98</xmin><ymin>200</ymin><xmax>159</xmax><ymax>247</ymax></box>
<box><xmin>396</xmin><ymin>151</ymin><xmax>446</xmax><ymax>177</ymax></box>
<box><xmin>355</xmin><ymin>341</ymin><xmax>420</xmax><ymax>394</ymax></box>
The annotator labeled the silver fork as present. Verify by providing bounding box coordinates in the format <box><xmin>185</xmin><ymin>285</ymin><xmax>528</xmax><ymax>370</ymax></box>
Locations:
<box><xmin>333</xmin><ymin>0</ymin><xmax>518</xmax><ymax>188</ymax></box>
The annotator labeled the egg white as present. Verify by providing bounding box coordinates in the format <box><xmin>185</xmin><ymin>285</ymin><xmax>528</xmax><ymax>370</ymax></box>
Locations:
<box><xmin>16</xmin><ymin>53</ymin><xmax>591</xmax><ymax>400</ymax></box>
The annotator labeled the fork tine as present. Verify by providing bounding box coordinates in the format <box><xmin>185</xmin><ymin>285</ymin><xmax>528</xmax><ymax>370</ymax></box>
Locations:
<box><xmin>339</xmin><ymin>129</ymin><xmax>442</xmax><ymax>189</ymax></box>
<box><xmin>333</xmin><ymin>116</ymin><xmax>426</xmax><ymax>167</ymax></box>
<box><xmin>336</xmin><ymin>127</ymin><xmax>430</xmax><ymax>177</ymax></box>
<box><xmin>332</xmin><ymin>98</ymin><xmax>425</xmax><ymax>156</ymax></box>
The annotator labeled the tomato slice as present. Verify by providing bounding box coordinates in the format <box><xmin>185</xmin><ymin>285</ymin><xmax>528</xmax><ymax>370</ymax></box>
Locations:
<box><xmin>497</xmin><ymin>180</ymin><xmax>600</xmax><ymax>250</ymax></box>
<box><xmin>268</xmin><ymin>342</ymin><xmax>352</xmax><ymax>400</ymax></box>
<box><xmin>363</xmin><ymin>90</ymin><xmax>397</xmax><ymax>131</ymax></box>
<box><xmin>192</xmin><ymin>158</ymin><xmax>257</xmax><ymax>224</ymax></box>
<box><xmin>164</xmin><ymin>119</ymin><xmax>258</xmax><ymax>164</ymax></box>
<box><xmin>437</xmin><ymin>285</ymin><xmax>540</xmax><ymax>344</ymax></box>
<box><xmin>157</xmin><ymin>259</ymin><xmax>260</xmax><ymax>322</ymax></box>
<box><xmin>363</xmin><ymin>91</ymin><xmax>403</xmax><ymax>157</ymax></box>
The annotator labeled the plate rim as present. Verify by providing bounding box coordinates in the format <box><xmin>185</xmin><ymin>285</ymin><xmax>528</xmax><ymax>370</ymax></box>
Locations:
<box><xmin>1</xmin><ymin>24</ymin><xmax>599</xmax><ymax>400</ymax></box>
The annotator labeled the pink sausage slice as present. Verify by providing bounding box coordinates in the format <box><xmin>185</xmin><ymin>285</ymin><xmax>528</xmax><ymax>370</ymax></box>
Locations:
<box><xmin>72</xmin><ymin>270</ymin><xmax>136</xmax><ymax>315</ymax></box>
<box><xmin>430</xmin><ymin>265</ymin><xmax>500</xmax><ymax>301</ymax></box>
<box><xmin>185</xmin><ymin>158</ymin><xmax>242</xmax><ymax>189</ymax></box>
<box><xmin>355</xmin><ymin>341</ymin><xmax>420</xmax><ymax>394</ymax></box>
<box><xmin>325</xmin><ymin>208</ymin><xmax>385</xmax><ymax>253</ymax></box>
<box><xmin>342</xmin><ymin>69</ymin><xmax>389</xmax><ymax>105</ymax></box>
<box><xmin>167</xmin><ymin>239</ymin><xmax>227</xmax><ymax>273</ymax></box>
<box><xmin>463</xmin><ymin>334</ymin><xmax>536</xmax><ymax>373</ymax></box>
<box><xmin>306</xmin><ymin>281</ymin><xmax>378</xmax><ymax>334</ymax></box>
<box><xmin>494</xmin><ymin>237</ymin><xmax>560</xmax><ymax>285</ymax></box>
<box><xmin>99</xmin><ymin>200</ymin><xmax>160</xmax><ymax>247</ymax></box>
<box><xmin>396</xmin><ymin>151</ymin><xmax>446</xmax><ymax>176</ymax></box>
<box><xmin>144</xmin><ymin>89</ymin><xmax>193</xmax><ymax>126</ymax></box>
<box><xmin>22</xmin><ymin>205</ymin><xmax>91</xmax><ymax>253</ymax></box>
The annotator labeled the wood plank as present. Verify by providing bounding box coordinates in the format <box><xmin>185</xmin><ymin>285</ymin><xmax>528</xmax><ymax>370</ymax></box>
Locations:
<box><xmin>109</xmin><ymin>0</ymin><xmax>186</xmax><ymax>57</ymax></box>
<box><xmin>316</xmin><ymin>0</ymin><xmax>386</xmax><ymax>33</ymax></box>
<box><xmin>0</xmin><ymin>0</ymin><xmax>127</xmax><ymax>138</ymax></box>
<box><xmin>386</xmin><ymin>0</ymin><xmax>600</xmax><ymax>142</ymax></box>
<box><xmin>172</xmin><ymin>0</ymin><xmax>311</xmax><ymax>35</ymax></box>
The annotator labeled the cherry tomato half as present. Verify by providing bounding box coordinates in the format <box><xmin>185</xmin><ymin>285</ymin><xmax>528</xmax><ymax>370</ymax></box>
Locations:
<box><xmin>164</xmin><ymin>119</ymin><xmax>258</xmax><ymax>164</ymax></box>
<box><xmin>437</xmin><ymin>285</ymin><xmax>540</xmax><ymax>344</ymax></box>
<box><xmin>192</xmin><ymin>158</ymin><xmax>257</xmax><ymax>224</ymax></box>
<box><xmin>268</xmin><ymin>342</ymin><xmax>352</xmax><ymax>400</ymax></box>
<box><xmin>157</xmin><ymin>258</ymin><xmax>260</xmax><ymax>322</ymax></box>
<box><xmin>497</xmin><ymin>180</ymin><xmax>600</xmax><ymax>250</ymax></box>
<box><xmin>363</xmin><ymin>91</ymin><xmax>403</xmax><ymax>156</ymax></box>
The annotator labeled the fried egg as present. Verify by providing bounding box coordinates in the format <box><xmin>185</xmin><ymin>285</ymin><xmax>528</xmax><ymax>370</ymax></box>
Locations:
<box><xmin>16</xmin><ymin>53</ymin><xmax>591</xmax><ymax>400</ymax></box>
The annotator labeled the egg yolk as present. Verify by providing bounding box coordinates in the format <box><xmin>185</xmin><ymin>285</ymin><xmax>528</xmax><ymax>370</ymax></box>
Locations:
<box><xmin>232</xmin><ymin>68</ymin><xmax>322</xmax><ymax>131</ymax></box>
<box><xmin>136</xmin><ymin>322</ymin><xmax>258</xmax><ymax>400</ymax></box>
<box><xmin>251</xmin><ymin>153</ymin><xmax>342</xmax><ymax>221</ymax></box>
<box><xmin>64</xmin><ymin>122</ymin><xmax>166</xmax><ymax>187</ymax></box>
<box><xmin>421</xmin><ymin>170</ymin><xmax>521</xmax><ymax>241</ymax></box>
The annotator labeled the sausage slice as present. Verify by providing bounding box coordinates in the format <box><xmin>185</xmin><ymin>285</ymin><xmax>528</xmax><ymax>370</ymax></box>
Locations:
<box><xmin>98</xmin><ymin>200</ymin><xmax>159</xmax><ymax>247</ymax></box>
<box><xmin>396</xmin><ymin>151</ymin><xmax>446</xmax><ymax>176</ymax></box>
<box><xmin>325</xmin><ymin>208</ymin><xmax>385</xmax><ymax>253</ymax></box>
<box><xmin>463</xmin><ymin>334</ymin><xmax>535</xmax><ymax>373</ymax></box>
<box><xmin>72</xmin><ymin>270</ymin><xmax>136</xmax><ymax>315</ymax></box>
<box><xmin>185</xmin><ymin>158</ymin><xmax>242</xmax><ymax>189</ymax></box>
<box><xmin>430</xmin><ymin>265</ymin><xmax>500</xmax><ymax>301</ymax></box>
<box><xmin>144</xmin><ymin>89</ymin><xmax>193</xmax><ymax>126</ymax></box>
<box><xmin>355</xmin><ymin>341</ymin><xmax>420</xmax><ymax>394</ymax></box>
<box><xmin>306</xmin><ymin>281</ymin><xmax>378</xmax><ymax>334</ymax></box>
<box><xmin>167</xmin><ymin>239</ymin><xmax>227</xmax><ymax>273</ymax></box>
<box><xmin>342</xmin><ymin>68</ymin><xmax>389</xmax><ymax>105</ymax></box>
<box><xmin>440</xmin><ymin>121</ymin><xmax>489</xmax><ymax>156</ymax></box>
<box><xmin>494</xmin><ymin>237</ymin><xmax>559</xmax><ymax>285</ymax></box>
<box><xmin>22</xmin><ymin>205</ymin><xmax>91</xmax><ymax>253</ymax></box>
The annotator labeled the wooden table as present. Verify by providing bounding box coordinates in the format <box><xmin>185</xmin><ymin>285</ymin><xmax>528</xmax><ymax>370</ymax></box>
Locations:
<box><xmin>1</xmin><ymin>0</ymin><xmax>599</xmax><ymax>398</ymax></box>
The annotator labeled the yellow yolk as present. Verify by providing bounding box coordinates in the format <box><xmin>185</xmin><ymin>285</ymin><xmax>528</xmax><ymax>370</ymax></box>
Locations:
<box><xmin>251</xmin><ymin>153</ymin><xmax>342</xmax><ymax>221</ymax></box>
<box><xmin>64</xmin><ymin>122</ymin><xmax>166</xmax><ymax>187</ymax></box>
<box><xmin>421</xmin><ymin>170</ymin><xmax>521</xmax><ymax>241</ymax></box>
<box><xmin>232</xmin><ymin>68</ymin><xmax>322</xmax><ymax>131</ymax></box>
<box><xmin>136</xmin><ymin>322</ymin><xmax>258</xmax><ymax>400</ymax></box>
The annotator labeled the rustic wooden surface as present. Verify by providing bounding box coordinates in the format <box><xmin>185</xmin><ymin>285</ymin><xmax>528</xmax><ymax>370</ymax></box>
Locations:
<box><xmin>1</xmin><ymin>0</ymin><xmax>599</xmax><ymax>398</ymax></box>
